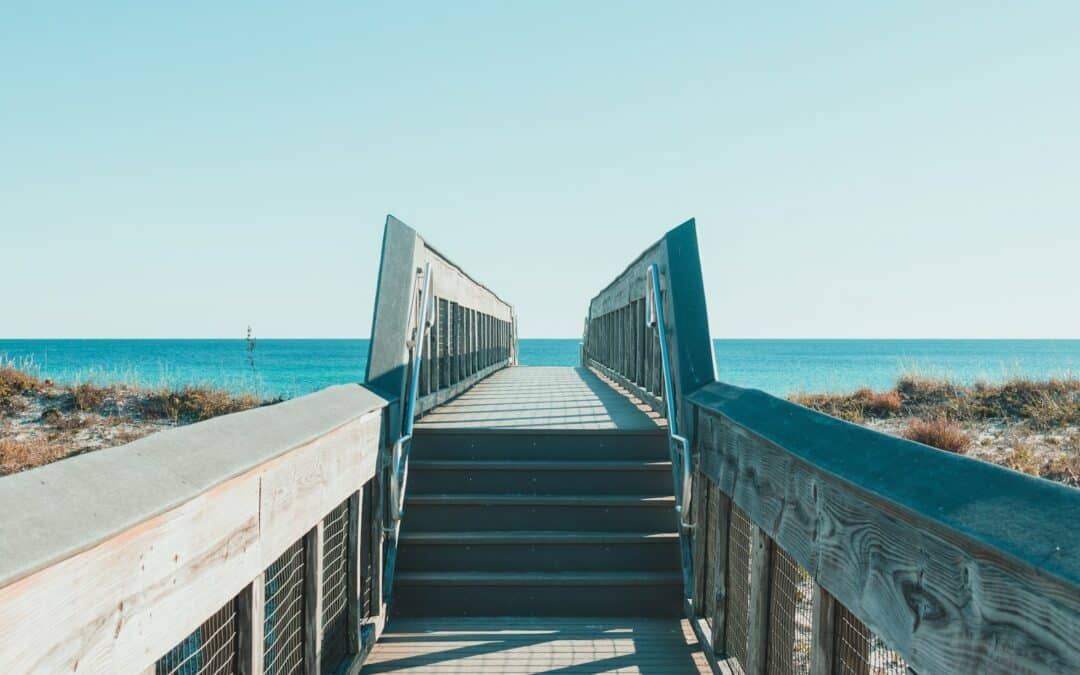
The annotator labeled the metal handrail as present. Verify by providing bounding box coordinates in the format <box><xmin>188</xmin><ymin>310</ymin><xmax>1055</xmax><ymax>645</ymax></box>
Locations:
<box><xmin>646</xmin><ymin>263</ymin><xmax>693</xmax><ymax>531</ymax></box>
<box><xmin>389</xmin><ymin>262</ymin><xmax>434</xmax><ymax>524</ymax></box>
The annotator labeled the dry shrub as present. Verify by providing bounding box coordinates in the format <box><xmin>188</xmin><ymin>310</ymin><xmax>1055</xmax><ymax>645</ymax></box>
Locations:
<box><xmin>789</xmin><ymin>387</ymin><xmax>901</xmax><ymax>423</ymax></box>
<box><xmin>70</xmin><ymin>382</ymin><xmax>113</xmax><ymax>412</ymax></box>
<box><xmin>1042</xmin><ymin>454</ymin><xmax>1080</xmax><ymax>487</ymax></box>
<box><xmin>140</xmin><ymin>386</ymin><xmax>263</xmax><ymax>422</ymax></box>
<box><xmin>1003</xmin><ymin>442</ymin><xmax>1039</xmax><ymax>475</ymax></box>
<box><xmin>0</xmin><ymin>366</ymin><xmax>42</xmax><ymax>413</ymax></box>
<box><xmin>972</xmin><ymin>377</ymin><xmax>1080</xmax><ymax>429</ymax></box>
<box><xmin>896</xmin><ymin>375</ymin><xmax>968</xmax><ymax>417</ymax></box>
<box><xmin>0</xmin><ymin>438</ymin><xmax>73</xmax><ymax>476</ymax></box>
<box><xmin>903</xmin><ymin>417</ymin><xmax>971</xmax><ymax>454</ymax></box>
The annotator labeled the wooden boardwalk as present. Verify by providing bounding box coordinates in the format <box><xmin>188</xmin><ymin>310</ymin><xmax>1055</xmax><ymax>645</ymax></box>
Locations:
<box><xmin>415</xmin><ymin>366</ymin><xmax>663</xmax><ymax>431</ymax></box>
<box><xmin>363</xmin><ymin>617</ymin><xmax>711</xmax><ymax>674</ymax></box>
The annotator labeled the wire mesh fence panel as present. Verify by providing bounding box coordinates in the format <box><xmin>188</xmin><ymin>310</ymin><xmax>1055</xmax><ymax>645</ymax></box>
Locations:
<box><xmin>766</xmin><ymin>543</ymin><xmax>814</xmax><ymax>675</ymax></box>
<box><xmin>264</xmin><ymin>538</ymin><xmax>306</xmax><ymax>675</ymax></box>
<box><xmin>155</xmin><ymin>598</ymin><xmax>238</xmax><ymax>675</ymax></box>
<box><xmin>835</xmin><ymin>603</ymin><xmax>910</xmax><ymax>675</ymax></box>
<box><xmin>321</xmin><ymin>500</ymin><xmax>351</xmax><ymax>674</ymax></box>
<box><xmin>724</xmin><ymin>503</ymin><xmax>753</xmax><ymax>667</ymax></box>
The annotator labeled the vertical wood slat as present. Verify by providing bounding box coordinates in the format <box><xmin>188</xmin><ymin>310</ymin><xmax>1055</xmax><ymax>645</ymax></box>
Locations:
<box><xmin>346</xmin><ymin>488</ymin><xmax>363</xmax><ymax>656</ymax></box>
<box><xmin>710</xmin><ymin>488</ymin><xmax>732</xmax><ymax>655</ymax></box>
<box><xmin>237</xmin><ymin>575</ymin><xmax>265</xmax><ymax>675</ymax></box>
<box><xmin>691</xmin><ymin>470</ymin><xmax>709</xmax><ymax>613</ymax></box>
<box><xmin>810</xmin><ymin>583</ymin><xmax>837</xmax><ymax>675</ymax></box>
<box><xmin>304</xmin><ymin>523</ymin><xmax>324</xmax><ymax>675</ymax></box>
<box><xmin>368</xmin><ymin>468</ymin><xmax>383</xmax><ymax>616</ymax></box>
<box><xmin>746</xmin><ymin>525</ymin><xmax>774</xmax><ymax>675</ymax></box>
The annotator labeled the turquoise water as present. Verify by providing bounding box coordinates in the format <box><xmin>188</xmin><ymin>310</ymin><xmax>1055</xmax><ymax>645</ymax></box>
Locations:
<box><xmin>1</xmin><ymin>339</ymin><xmax>1077</xmax><ymax>399</ymax></box>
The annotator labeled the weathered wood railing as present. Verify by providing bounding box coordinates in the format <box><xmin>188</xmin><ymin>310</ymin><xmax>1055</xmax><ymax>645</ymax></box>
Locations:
<box><xmin>586</xmin><ymin>219</ymin><xmax>1080</xmax><ymax>674</ymax></box>
<box><xmin>366</xmin><ymin>215</ymin><xmax>516</xmax><ymax>427</ymax></box>
<box><xmin>0</xmin><ymin>384</ymin><xmax>389</xmax><ymax>674</ymax></box>
<box><xmin>0</xmin><ymin>215</ymin><xmax>517</xmax><ymax>675</ymax></box>
<box><xmin>365</xmin><ymin>214</ymin><xmax>517</xmax><ymax>609</ymax></box>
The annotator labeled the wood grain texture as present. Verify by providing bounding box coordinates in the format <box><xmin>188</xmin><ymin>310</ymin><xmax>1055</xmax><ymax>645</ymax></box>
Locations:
<box><xmin>809</xmin><ymin>584</ymin><xmax>836</xmax><ymax>675</ymax></box>
<box><xmin>745</xmin><ymin>526</ymin><xmax>773</xmax><ymax>675</ymax></box>
<box><xmin>238</xmin><ymin>576</ymin><xmax>264</xmax><ymax>675</ymax></box>
<box><xmin>691</xmin><ymin>382</ymin><xmax>1080</xmax><ymax>675</ymax></box>
<box><xmin>0</xmin><ymin>409</ymin><xmax>382</xmax><ymax>674</ymax></box>
<box><xmin>709</xmin><ymin>482</ymin><xmax>732</xmax><ymax>656</ymax></box>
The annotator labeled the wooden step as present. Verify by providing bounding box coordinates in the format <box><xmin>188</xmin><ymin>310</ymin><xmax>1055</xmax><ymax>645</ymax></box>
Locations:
<box><xmin>403</xmin><ymin>494</ymin><xmax>678</xmax><ymax>532</ymax></box>
<box><xmin>392</xmin><ymin>571</ymin><xmax>683</xmax><ymax>617</ymax></box>
<box><xmin>397</xmin><ymin>530</ymin><xmax>680</xmax><ymax>572</ymax></box>
<box><xmin>408</xmin><ymin>459</ymin><xmax>673</xmax><ymax>495</ymax></box>
<box><xmin>411</xmin><ymin>429</ymin><xmax>668</xmax><ymax>461</ymax></box>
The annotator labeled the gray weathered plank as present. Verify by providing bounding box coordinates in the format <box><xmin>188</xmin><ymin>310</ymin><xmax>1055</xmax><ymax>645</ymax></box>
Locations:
<box><xmin>745</xmin><ymin>526</ymin><xmax>773</xmax><ymax>675</ymax></box>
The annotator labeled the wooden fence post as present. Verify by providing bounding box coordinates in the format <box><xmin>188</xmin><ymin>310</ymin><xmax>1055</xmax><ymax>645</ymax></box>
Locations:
<box><xmin>710</xmin><ymin>490</ymin><xmax>732</xmax><ymax>655</ymax></box>
<box><xmin>347</xmin><ymin>488</ymin><xmax>363</xmax><ymax>655</ymax></box>
<box><xmin>746</xmin><ymin>526</ymin><xmax>773</xmax><ymax>675</ymax></box>
<box><xmin>304</xmin><ymin>523</ymin><xmax>324</xmax><ymax>675</ymax></box>
<box><xmin>238</xmin><ymin>575</ymin><xmax>265</xmax><ymax>675</ymax></box>
<box><xmin>811</xmin><ymin>583</ymin><xmax>837</xmax><ymax>675</ymax></box>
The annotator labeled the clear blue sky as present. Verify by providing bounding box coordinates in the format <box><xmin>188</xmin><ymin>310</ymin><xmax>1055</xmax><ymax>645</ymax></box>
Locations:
<box><xmin>3</xmin><ymin>2</ymin><xmax>1077</xmax><ymax>339</ymax></box>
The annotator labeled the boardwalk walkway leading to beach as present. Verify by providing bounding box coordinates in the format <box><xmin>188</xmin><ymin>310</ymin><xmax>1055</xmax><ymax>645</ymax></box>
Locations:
<box><xmin>2</xmin><ymin>216</ymin><xmax>1076</xmax><ymax>675</ymax></box>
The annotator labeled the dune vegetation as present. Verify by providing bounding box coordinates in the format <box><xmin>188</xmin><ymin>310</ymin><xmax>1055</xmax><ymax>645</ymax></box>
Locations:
<box><xmin>1</xmin><ymin>365</ymin><xmax>279</xmax><ymax>476</ymax></box>
<box><xmin>790</xmin><ymin>375</ymin><xmax>1080</xmax><ymax>486</ymax></box>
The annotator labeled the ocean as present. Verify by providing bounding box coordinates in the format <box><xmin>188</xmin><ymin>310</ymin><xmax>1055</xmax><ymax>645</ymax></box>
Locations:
<box><xmin>1</xmin><ymin>339</ymin><xmax>1078</xmax><ymax>400</ymax></box>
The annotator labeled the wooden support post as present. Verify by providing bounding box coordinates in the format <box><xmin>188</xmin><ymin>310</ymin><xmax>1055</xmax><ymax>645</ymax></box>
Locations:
<box><xmin>346</xmin><ymin>488</ymin><xmax>363</xmax><ymax>655</ymax></box>
<box><xmin>746</xmin><ymin>525</ymin><xmax>774</xmax><ymax>675</ymax></box>
<box><xmin>238</xmin><ymin>575</ymin><xmax>265</xmax><ymax>675</ymax></box>
<box><xmin>811</xmin><ymin>583</ymin><xmax>837</xmax><ymax>675</ymax></box>
<box><xmin>304</xmin><ymin>523</ymin><xmax>324</xmax><ymax>675</ymax></box>
<box><xmin>710</xmin><ymin>489</ymin><xmax>732</xmax><ymax>655</ymax></box>
<box><xmin>691</xmin><ymin>471</ymin><xmax>709</xmax><ymax>613</ymax></box>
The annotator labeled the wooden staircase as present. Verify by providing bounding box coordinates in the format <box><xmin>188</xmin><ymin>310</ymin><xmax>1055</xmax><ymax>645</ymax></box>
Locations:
<box><xmin>391</xmin><ymin>428</ymin><xmax>683</xmax><ymax>617</ymax></box>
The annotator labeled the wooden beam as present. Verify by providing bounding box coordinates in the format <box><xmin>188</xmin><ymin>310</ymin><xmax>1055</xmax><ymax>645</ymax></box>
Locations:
<box><xmin>303</xmin><ymin>523</ymin><xmax>324</xmax><ymax>675</ymax></box>
<box><xmin>238</xmin><ymin>575</ymin><xmax>265</xmax><ymax>675</ymax></box>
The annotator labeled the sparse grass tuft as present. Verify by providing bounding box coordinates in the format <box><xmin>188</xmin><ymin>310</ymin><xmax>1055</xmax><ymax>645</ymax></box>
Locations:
<box><xmin>70</xmin><ymin>382</ymin><xmax>114</xmax><ymax>412</ymax></box>
<box><xmin>140</xmin><ymin>386</ymin><xmax>267</xmax><ymax>422</ymax></box>
<box><xmin>790</xmin><ymin>387</ymin><xmax>901</xmax><ymax>423</ymax></box>
<box><xmin>903</xmin><ymin>417</ymin><xmax>971</xmax><ymax>454</ymax></box>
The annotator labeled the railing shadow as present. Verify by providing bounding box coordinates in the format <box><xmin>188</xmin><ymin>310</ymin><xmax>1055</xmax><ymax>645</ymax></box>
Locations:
<box><xmin>362</xmin><ymin>618</ymin><xmax>706</xmax><ymax>674</ymax></box>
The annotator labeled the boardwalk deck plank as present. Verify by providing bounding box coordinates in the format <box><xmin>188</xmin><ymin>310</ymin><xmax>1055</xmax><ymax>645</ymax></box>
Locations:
<box><xmin>415</xmin><ymin>366</ymin><xmax>664</xmax><ymax>431</ymax></box>
<box><xmin>363</xmin><ymin>617</ymin><xmax>710</xmax><ymax>674</ymax></box>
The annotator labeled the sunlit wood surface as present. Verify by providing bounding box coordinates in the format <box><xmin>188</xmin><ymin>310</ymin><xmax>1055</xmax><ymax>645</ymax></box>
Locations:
<box><xmin>363</xmin><ymin>617</ymin><xmax>710</xmax><ymax>674</ymax></box>
<box><xmin>415</xmin><ymin>367</ymin><xmax>663</xmax><ymax>431</ymax></box>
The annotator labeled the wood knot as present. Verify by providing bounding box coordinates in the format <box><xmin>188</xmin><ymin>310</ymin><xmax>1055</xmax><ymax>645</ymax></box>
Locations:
<box><xmin>901</xmin><ymin>579</ymin><xmax>946</xmax><ymax>632</ymax></box>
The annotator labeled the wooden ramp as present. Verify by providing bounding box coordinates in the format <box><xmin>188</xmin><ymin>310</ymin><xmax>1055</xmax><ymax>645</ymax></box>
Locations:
<box><xmin>363</xmin><ymin>617</ymin><xmax>710</xmax><ymax>674</ymax></box>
